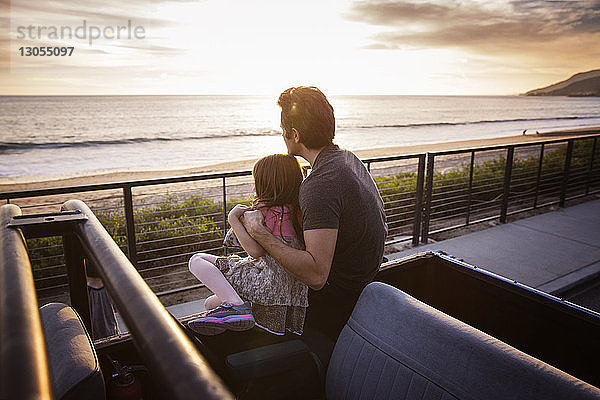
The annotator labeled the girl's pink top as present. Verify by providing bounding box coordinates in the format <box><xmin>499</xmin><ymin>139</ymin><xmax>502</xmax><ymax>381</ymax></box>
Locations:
<box><xmin>258</xmin><ymin>204</ymin><xmax>298</xmax><ymax>238</ymax></box>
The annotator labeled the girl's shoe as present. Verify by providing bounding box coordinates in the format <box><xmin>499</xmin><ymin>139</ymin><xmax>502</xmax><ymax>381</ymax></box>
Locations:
<box><xmin>188</xmin><ymin>301</ymin><xmax>255</xmax><ymax>335</ymax></box>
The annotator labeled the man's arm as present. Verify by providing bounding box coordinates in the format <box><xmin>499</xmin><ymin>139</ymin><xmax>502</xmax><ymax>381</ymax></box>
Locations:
<box><xmin>242</xmin><ymin>210</ymin><xmax>337</xmax><ymax>290</ymax></box>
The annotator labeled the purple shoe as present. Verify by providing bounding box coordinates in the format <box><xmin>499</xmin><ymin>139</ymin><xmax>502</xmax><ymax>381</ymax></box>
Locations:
<box><xmin>188</xmin><ymin>301</ymin><xmax>255</xmax><ymax>335</ymax></box>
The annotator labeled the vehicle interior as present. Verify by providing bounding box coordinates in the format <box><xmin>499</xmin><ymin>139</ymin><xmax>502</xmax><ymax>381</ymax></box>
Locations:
<box><xmin>2</xmin><ymin>200</ymin><xmax>599</xmax><ymax>399</ymax></box>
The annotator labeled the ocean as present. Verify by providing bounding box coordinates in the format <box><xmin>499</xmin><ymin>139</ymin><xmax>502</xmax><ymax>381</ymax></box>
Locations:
<box><xmin>1</xmin><ymin>95</ymin><xmax>599</xmax><ymax>183</ymax></box>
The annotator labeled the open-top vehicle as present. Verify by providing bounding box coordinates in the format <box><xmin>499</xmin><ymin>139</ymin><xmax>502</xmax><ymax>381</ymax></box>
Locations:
<box><xmin>1</xmin><ymin>200</ymin><xmax>599</xmax><ymax>399</ymax></box>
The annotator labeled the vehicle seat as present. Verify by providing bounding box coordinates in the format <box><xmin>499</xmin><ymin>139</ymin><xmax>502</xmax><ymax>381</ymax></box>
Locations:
<box><xmin>326</xmin><ymin>281</ymin><xmax>600</xmax><ymax>400</ymax></box>
<box><xmin>39</xmin><ymin>303</ymin><xmax>105</xmax><ymax>400</ymax></box>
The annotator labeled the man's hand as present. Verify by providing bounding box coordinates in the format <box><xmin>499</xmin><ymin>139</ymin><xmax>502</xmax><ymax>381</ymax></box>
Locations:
<box><xmin>227</xmin><ymin>204</ymin><xmax>251</xmax><ymax>224</ymax></box>
<box><xmin>242</xmin><ymin>209</ymin><xmax>269</xmax><ymax>236</ymax></box>
<box><xmin>227</xmin><ymin>207</ymin><xmax>265</xmax><ymax>259</ymax></box>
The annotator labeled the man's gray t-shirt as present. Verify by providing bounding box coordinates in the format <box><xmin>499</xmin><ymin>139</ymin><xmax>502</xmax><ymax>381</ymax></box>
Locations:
<box><xmin>300</xmin><ymin>145</ymin><xmax>387</xmax><ymax>293</ymax></box>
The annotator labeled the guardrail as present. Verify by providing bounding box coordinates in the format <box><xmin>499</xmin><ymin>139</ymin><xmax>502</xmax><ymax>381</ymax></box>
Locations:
<box><xmin>420</xmin><ymin>135</ymin><xmax>599</xmax><ymax>243</ymax></box>
<box><xmin>3</xmin><ymin>201</ymin><xmax>233</xmax><ymax>400</ymax></box>
<box><xmin>1</xmin><ymin>153</ymin><xmax>426</xmax><ymax>302</ymax></box>
<box><xmin>2</xmin><ymin>132</ymin><xmax>599</xmax><ymax>303</ymax></box>
<box><xmin>0</xmin><ymin>205</ymin><xmax>53</xmax><ymax>400</ymax></box>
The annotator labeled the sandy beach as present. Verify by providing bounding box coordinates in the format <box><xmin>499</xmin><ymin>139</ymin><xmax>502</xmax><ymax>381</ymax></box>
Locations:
<box><xmin>2</xmin><ymin>128</ymin><xmax>598</xmax><ymax>194</ymax></box>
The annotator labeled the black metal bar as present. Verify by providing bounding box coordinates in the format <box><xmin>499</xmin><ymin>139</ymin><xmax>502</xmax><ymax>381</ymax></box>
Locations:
<box><xmin>61</xmin><ymin>200</ymin><xmax>233</xmax><ymax>400</ymax></box>
<box><xmin>222</xmin><ymin>177</ymin><xmax>228</xmax><ymax>256</ymax></box>
<box><xmin>123</xmin><ymin>185</ymin><xmax>138</xmax><ymax>266</ymax></box>
<box><xmin>427</xmin><ymin>131</ymin><xmax>600</xmax><ymax>157</ymax></box>
<box><xmin>411</xmin><ymin>154</ymin><xmax>426</xmax><ymax>246</ymax></box>
<box><xmin>533</xmin><ymin>144</ymin><xmax>545</xmax><ymax>208</ymax></box>
<box><xmin>0</xmin><ymin>204</ymin><xmax>53</xmax><ymax>400</ymax></box>
<box><xmin>465</xmin><ymin>151</ymin><xmax>475</xmax><ymax>225</ymax></box>
<box><xmin>560</xmin><ymin>140</ymin><xmax>574</xmax><ymax>208</ymax></box>
<box><xmin>500</xmin><ymin>146</ymin><xmax>515</xmax><ymax>223</ymax></box>
<box><xmin>361</xmin><ymin>152</ymin><xmax>430</xmax><ymax>164</ymax></box>
<box><xmin>586</xmin><ymin>137</ymin><xmax>597</xmax><ymax>195</ymax></box>
<box><xmin>1</xmin><ymin>170</ymin><xmax>254</xmax><ymax>201</ymax></box>
<box><xmin>62</xmin><ymin>232</ymin><xmax>92</xmax><ymax>333</ymax></box>
<box><xmin>367</xmin><ymin>161</ymin><xmax>371</xmax><ymax>173</ymax></box>
<box><xmin>421</xmin><ymin>154</ymin><xmax>435</xmax><ymax>244</ymax></box>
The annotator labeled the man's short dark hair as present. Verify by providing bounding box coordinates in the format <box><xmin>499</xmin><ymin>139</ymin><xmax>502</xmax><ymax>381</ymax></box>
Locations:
<box><xmin>277</xmin><ymin>86</ymin><xmax>335</xmax><ymax>150</ymax></box>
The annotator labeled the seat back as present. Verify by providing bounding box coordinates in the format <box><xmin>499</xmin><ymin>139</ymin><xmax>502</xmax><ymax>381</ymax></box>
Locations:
<box><xmin>326</xmin><ymin>282</ymin><xmax>600</xmax><ymax>400</ymax></box>
<box><xmin>40</xmin><ymin>303</ymin><xmax>105</xmax><ymax>400</ymax></box>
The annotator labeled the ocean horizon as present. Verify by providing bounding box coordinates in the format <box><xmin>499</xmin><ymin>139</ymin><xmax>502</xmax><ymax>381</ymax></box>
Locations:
<box><xmin>2</xmin><ymin>94</ymin><xmax>600</xmax><ymax>184</ymax></box>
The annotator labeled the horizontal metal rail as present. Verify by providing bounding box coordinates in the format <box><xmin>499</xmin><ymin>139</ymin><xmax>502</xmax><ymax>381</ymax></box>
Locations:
<box><xmin>427</xmin><ymin>132</ymin><xmax>599</xmax><ymax>156</ymax></box>
<box><xmin>3</xmin><ymin>170</ymin><xmax>254</xmax><ymax>201</ymax></box>
<box><xmin>0</xmin><ymin>204</ymin><xmax>53</xmax><ymax>400</ymax></box>
<box><xmin>61</xmin><ymin>200</ymin><xmax>233</xmax><ymax>400</ymax></box>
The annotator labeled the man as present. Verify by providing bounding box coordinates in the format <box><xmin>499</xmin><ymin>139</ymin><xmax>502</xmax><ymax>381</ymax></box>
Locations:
<box><xmin>242</xmin><ymin>86</ymin><xmax>387</xmax><ymax>343</ymax></box>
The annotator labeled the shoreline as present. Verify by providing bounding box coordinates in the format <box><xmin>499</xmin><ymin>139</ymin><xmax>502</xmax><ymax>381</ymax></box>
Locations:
<box><xmin>1</xmin><ymin>127</ymin><xmax>598</xmax><ymax>193</ymax></box>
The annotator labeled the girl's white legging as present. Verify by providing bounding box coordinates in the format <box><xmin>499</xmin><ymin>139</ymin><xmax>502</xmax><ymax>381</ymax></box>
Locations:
<box><xmin>188</xmin><ymin>253</ymin><xmax>244</xmax><ymax>310</ymax></box>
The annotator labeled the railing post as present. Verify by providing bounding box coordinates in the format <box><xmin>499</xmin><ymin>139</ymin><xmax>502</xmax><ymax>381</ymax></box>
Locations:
<box><xmin>585</xmin><ymin>137</ymin><xmax>597</xmax><ymax>195</ymax></box>
<box><xmin>500</xmin><ymin>146</ymin><xmax>514</xmax><ymax>223</ymax></box>
<box><xmin>367</xmin><ymin>161</ymin><xmax>371</xmax><ymax>173</ymax></box>
<box><xmin>222</xmin><ymin>177</ymin><xmax>228</xmax><ymax>256</ymax></box>
<box><xmin>533</xmin><ymin>144</ymin><xmax>545</xmax><ymax>209</ymax></box>
<box><xmin>123</xmin><ymin>185</ymin><xmax>138</xmax><ymax>266</ymax></box>
<box><xmin>465</xmin><ymin>151</ymin><xmax>475</xmax><ymax>225</ymax></box>
<box><xmin>560</xmin><ymin>140</ymin><xmax>574</xmax><ymax>208</ymax></box>
<box><xmin>63</xmin><ymin>232</ymin><xmax>92</xmax><ymax>333</ymax></box>
<box><xmin>421</xmin><ymin>153</ymin><xmax>435</xmax><ymax>244</ymax></box>
<box><xmin>411</xmin><ymin>154</ymin><xmax>426</xmax><ymax>246</ymax></box>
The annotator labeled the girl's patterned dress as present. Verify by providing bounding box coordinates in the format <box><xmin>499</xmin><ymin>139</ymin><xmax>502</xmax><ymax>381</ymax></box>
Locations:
<box><xmin>215</xmin><ymin>205</ymin><xmax>308</xmax><ymax>335</ymax></box>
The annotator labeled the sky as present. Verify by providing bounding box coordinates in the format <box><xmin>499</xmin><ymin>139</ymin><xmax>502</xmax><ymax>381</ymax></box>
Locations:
<box><xmin>1</xmin><ymin>0</ymin><xmax>599</xmax><ymax>95</ymax></box>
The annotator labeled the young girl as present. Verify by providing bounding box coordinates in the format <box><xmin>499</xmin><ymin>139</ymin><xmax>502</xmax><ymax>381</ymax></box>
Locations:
<box><xmin>187</xmin><ymin>154</ymin><xmax>308</xmax><ymax>336</ymax></box>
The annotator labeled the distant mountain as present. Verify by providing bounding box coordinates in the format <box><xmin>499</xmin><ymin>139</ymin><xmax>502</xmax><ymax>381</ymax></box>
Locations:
<box><xmin>525</xmin><ymin>69</ymin><xmax>600</xmax><ymax>97</ymax></box>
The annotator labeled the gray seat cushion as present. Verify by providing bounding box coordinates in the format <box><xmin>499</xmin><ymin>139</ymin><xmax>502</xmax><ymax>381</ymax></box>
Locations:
<box><xmin>326</xmin><ymin>282</ymin><xmax>600</xmax><ymax>400</ymax></box>
<box><xmin>40</xmin><ymin>303</ymin><xmax>105</xmax><ymax>400</ymax></box>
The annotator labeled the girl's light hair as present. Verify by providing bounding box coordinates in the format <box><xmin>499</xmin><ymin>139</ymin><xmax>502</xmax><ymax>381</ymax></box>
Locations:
<box><xmin>252</xmin><ymin>154</ymin><xmax>304</xmax><ymax>241</ymax></box>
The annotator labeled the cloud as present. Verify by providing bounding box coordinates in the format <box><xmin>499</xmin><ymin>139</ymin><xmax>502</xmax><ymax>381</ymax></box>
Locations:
<box><xmin>345</xmin><ymin>0</ymin><xmax>600</xmax><ymax>60</ymax></box>
<box><xmin>111</xmin><ymin>42</ymin><xmax>188</xmax><ymax>56</ymax></box>
<box><xmin>7</xmin><ymin>0</ymin><xmax>178</xmax><ymax>29</ymax></box>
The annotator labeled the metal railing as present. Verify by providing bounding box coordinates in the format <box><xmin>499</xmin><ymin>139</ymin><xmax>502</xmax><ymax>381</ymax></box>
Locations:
<box><xmin>2</xmin><ymin>132</ymin><xmax>599</xmax><ymax>303</ymax></box>
<box><xmin>420</xmin><ymin>135</ymin><xmax>599</xmax><ymax>243</ymax></box>
<box><xmin>0</xmin><ymin>205</ymin><xmax>53</xmax><ymax>400</ymax></box>
<box><xmin>1</xmin><ymin>154</ymin><xmax>426</xmax><ymax>302</ymax></box>
<box><xmin>2</xmin><ymin>201</ymin><xmax>233</xmax><ymax>400</ymax></box>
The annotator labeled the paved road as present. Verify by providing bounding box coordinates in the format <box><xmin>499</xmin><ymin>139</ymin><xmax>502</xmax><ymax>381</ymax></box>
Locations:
<box><xmin>564</xmin><ymin>277</ymin><xmax>600</xmax><ymax>313</ymax></box>
<box><xmin>388</xmin><ymin>199</ymin><xmax>600</xmax><ymax>300</ymax></box>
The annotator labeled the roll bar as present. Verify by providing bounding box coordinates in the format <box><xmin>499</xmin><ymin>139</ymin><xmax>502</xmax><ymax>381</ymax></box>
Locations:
<box><xmin>60</xmin><ymin>200</ymin><xmax>232</xmax><ymax>399</ymax></box>
<box><xmin>0</xmin><ymin>205</ymin><xmax>53</xmax><ymax>400</ymax></box>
